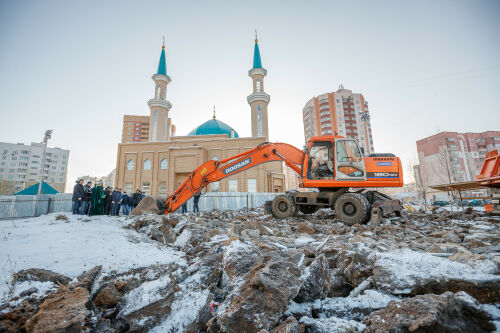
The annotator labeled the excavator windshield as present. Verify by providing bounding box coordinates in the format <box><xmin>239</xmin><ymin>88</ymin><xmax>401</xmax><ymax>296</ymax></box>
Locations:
<box><xmin>308</xmin><ymin>141</ymin><xmax>334</xmax><ymax>179</ymax></box>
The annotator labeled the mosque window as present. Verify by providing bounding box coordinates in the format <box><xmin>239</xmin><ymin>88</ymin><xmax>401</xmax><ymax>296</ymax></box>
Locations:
<box><xmin>257</xmin><ymin>105</ymin><xmax>262</xmax><ymax>137</ymax></box>
<box><xmin>210</xmin><ymin>181</ymin><xmax>220</xmax><ymax>192</ymax></box>
<box><xmin>228</xmin><ymin>180</ymin><xmax>238</xmax><ymax>192</ymax></box>
<box><xmin>156</xmin><ymin>85</ymin><xmax>161</xmax><ymax>99</ymax></box>
<box><xmin>247</xmin><ymin>179</ymin><xmax>257</xmax><ymax>192</ymax></box>
<box><xmin>256</xmin><ymin>80</ymin><xmax>261</xmax><ymax>92</ymax></box>
<box><xmin>160</xmin><ymin>158</ymin><xmax>168</xmax><ymax>169</ymax></box>
<box><xmin>127</xmin><ymin>160</ymin><xmax>135</xmax><ymax>170</ymax></box>
<box><xmin>143</xmin><ymin>159</ymin><xmax>151</xmax><ymax>170</ymax></box>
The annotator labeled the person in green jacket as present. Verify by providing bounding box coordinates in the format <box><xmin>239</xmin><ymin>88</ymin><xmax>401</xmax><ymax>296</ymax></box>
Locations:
<box><xmin>90</xmin><ymin>180</ymin><xmax>106</xmax><ymax>216</ymax></box>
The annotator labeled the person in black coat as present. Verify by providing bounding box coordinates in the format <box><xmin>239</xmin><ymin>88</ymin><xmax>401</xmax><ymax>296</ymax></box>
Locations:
<box><xmin>104</xmin><ymin>186</ymin><xmax>113</xmax><ymax>215</ymax></box>
<box><xmin>132</xmin><ymin>189</ymin><xmax>143</xmax><ymax>208</ymax></box>
<box><xmin>72</xmin><ymin>179</ymin><xmax>84</xmax><ymax>214</ymax></box>
<box><xmin>111</xmin><ymin>188</ymin><xmax>123</xmax><ymax>216</ymax></box>
<box><xmin>81</xmin><ymin>182</ymin><xmax>92</xmax><ymax>215</ymax></box>
<box><xmin>193</xmin><ymin>193</ymin><xmax>201</xmax><ymax>213</ymax></box>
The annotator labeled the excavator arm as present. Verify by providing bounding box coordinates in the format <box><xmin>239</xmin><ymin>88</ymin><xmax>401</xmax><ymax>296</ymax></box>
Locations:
<box><xmin>164</xmin><ymin>142</ymin><xmax>305</xmax><ymax>214</ymax></box>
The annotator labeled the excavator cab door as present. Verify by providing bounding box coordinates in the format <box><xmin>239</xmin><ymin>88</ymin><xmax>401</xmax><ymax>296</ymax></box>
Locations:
<box><xmin>334</xmin><ymin>139</ymin><xmax>366</xmax><ymax>181</ymax></box>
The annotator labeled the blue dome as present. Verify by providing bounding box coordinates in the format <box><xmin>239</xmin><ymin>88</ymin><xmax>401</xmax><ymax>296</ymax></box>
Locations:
<box><xmin>188</xmin><ymin>118</ymin><xmax>239</xmax><ymax>138</ymax></box>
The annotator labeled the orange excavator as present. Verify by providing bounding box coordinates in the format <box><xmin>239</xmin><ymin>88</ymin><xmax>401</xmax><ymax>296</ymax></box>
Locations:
<box><xmin>476</xmin><ymin>150</ymin><xmax>500</xmax><ymax>215</ymax></box>
<box><xmin>164</xmin><ymin>135</ymin><xmax>404</xmax><ymax>225</ymax></box>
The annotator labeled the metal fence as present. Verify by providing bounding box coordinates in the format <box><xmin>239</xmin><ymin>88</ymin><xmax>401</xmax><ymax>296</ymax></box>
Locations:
<box><xmin>0</xmin><ymin>192</ymin><xmax>281</xmax><ymax>220</ymax></box>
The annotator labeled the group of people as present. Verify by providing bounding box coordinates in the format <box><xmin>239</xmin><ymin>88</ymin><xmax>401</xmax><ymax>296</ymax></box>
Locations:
<box><xmin>72</xmin><ymin>179</ymin><xmax>145</xmax><ymax>216</ymax></box>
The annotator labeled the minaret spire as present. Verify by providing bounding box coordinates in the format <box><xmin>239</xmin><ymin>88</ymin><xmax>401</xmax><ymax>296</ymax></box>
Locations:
<box><xmin>247</xmin><ymin>32</ymin><xmax>270</xmax><ymax>140</ymax></box>
<box><xmin>148</xmin><ymin>40</ymin><xmax>172</xmax><ymax>142</ymax></box>
<box><xmin>213</xmin><ymin>105</ymin><xmax>216</xmax><ymax>119</ymax></box>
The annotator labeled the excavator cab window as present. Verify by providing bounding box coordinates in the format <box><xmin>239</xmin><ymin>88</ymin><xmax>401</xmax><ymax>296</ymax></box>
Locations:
<box><xmin>334</xmin><ymin>140</ymin><xmax>366</xmax><ymax>180</ymax></box>
<box><xmin>307</xmin><ymin>141</ymin><xmax>335</xmax><ymax>179</ymax></box>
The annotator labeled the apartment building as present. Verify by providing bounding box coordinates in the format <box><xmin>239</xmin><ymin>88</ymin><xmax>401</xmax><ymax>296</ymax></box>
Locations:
<box><xmin>416</xmin><ymin>131</ymin><xmax>500</xmax><ymax>197</ymax></box>
<box><xmin>302</xmin><ymin>85</ymin><xmax>374</xmax><ymax>155</ymax></box>
<box><xmin>0</xmin><ymin>142</ymin><xmax>70</xmax><ymax>194</ymax></box>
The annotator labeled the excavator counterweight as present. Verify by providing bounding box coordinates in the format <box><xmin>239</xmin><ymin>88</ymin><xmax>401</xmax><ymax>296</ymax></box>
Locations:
<box><xmin>164</xmin><ymin>136</ymin><xmax>404</xmax><ymax>225</ymax></box>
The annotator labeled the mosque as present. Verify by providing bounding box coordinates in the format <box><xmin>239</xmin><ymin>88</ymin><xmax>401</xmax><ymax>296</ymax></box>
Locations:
<box><xmin>115</xmin><ymin>35</ymin><xmax>297</xmax><ymax>196</ymax></box>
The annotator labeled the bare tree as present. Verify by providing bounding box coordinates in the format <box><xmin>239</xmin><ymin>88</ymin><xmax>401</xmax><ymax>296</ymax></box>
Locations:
<box><xmin>407</xmin><ymin>158</ymin><xmax>428</xmax><ymax>205</ymax></box>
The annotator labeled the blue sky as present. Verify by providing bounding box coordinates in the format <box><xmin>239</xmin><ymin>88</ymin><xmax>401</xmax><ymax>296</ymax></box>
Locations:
<box><xmin>1</xmin><ymin>0</ymin><xmax>499</xmax><ymax>189</ymax></box>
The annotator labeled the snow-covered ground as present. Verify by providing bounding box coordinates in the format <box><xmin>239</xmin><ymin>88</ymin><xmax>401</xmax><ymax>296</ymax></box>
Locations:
<box><xmin>0</xmin><ymin>213</ymin><xmax>184</xmax><ymax>301</ymax></box>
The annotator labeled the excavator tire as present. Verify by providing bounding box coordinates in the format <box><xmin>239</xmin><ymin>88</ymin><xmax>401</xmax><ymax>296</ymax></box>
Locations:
<box><xmin>334</xmin><ymin>193</ymin><xmax>371</xmax><ymax>225</ymax></box>
<box><xmin>272</xmin><ymin>194</ymin><xmax>296</xmax><ymax>219</ymax></box>
<box><xmin>298</xmin><ymin>205</ymin><xmax>319</xmax><ymax>215</ymax></box>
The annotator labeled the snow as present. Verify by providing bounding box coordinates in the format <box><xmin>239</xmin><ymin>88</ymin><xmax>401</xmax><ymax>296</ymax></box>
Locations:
<box><xmin>0</xmin><ymin>213</ymin><xmax>185</xmax><ymax>301</ymax></box>
<box><xmin>314</xmin><ymin>290</ymin><xmax>399</xmax><ymax>320</ymax></box>
<box><xmin>299</xmin><ymin>315</ymin><xmax>365</xmax><ymax>332</ymax></box>
<box><xmin>223</xmin><ymin>239</ymin><xmax>251</xmax><ymax>263</ymax></box>
<box><xmin>294</xmin><ymin>236</ymin><xmax>315</xmax><ymax>245</ymax></box>
<box><xmin>374</xmin><ymin>248</ymin><xmax>499</xmax><ymax>293</ymax></box>
<box><xmin>150</xmin><ymin>270</ymin><xmax>210</xmax><ymax>333</ymax></box>
<box><xmin>173</xmin><ymin>229</ymin><xmax>191</xmax><ymax>248</ymax></box>
<box><xmin>120</xmin><ymin>274</ymin><xmax>172</xmax><ymax>316</ymax></box>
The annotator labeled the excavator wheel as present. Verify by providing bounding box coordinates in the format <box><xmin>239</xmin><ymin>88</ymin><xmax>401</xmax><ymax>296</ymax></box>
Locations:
<box><xmin>272</xmin><ymin>194</ymin><xmax>296</xmax><ymax>219</ymax></box>
<box><xmin>334</xmin><ymin>193</ymin><xmax>371</xmax><ymax>225</ymax></box>
<box><xmin>298</xmin><ymin>205</ymin><xmax>319</xmax><ymax>215</ymax></box>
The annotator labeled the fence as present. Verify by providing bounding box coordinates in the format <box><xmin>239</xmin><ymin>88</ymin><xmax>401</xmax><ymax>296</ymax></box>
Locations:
<box><xmin>0</xmin><ymin>192</ymin><xmax>281</xmax><ymax>220</ymax></box>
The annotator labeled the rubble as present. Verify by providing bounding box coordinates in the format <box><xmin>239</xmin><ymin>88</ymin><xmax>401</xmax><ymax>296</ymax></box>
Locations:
<box><xmin>1</xmin><ymin>207</ymin><xmax>500</xmax><ymax>332</ymax></box>
<box><xmin>363</xmin><ymin>291</ymin><xmax>496</xmax><ymax>333</ymax></box>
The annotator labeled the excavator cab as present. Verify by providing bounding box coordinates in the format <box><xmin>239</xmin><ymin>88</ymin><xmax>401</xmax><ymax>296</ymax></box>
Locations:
<box><xmin>306</xmin><ymin>137</ymin><xmax>366</xmax><ymax>181</ymax></box>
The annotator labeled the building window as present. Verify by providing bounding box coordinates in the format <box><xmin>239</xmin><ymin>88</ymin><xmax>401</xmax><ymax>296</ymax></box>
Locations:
<box><xmin>209</xmin><ymin>181</ymin><xmax>220</xmax><ymax>192</ymax></box>
<box><xmin>127</xmin><ymin>160</ymin><xmax>135</xmax><ymax>170</ymax></box>
<box><xmin>257</xmin><ymin>105</ymin><xmax>262</xmax><ymax>137</ymax></box>
<box><xmin>247</xmin><ymin>179</ymin><xmax>257</xmax><ymax>192</ymax></box>
<box><xmin>143</xmin><ymin>159</ymin><xmax>151</xmax><ymax>170</ymax></box>
<box><xmin>256</xmin><ymin>80</ymin><xmax>261</xmax><ymax>92</ymax></box>
<box><xmin>160</xmin><ymin>158</ymin><xmax>168</xmax><ymax>170</ymax></box>
<box><xmin>142</xmin><ymin>182</ymin><xmax>150</xmax><ymax>195</ymax></box>
<box><xmin>228</xmin><ymin>179</ymin><xmax>238</xmax><ymax>192</ymax></box>
<box><xmin>124</xmin><ymin>182</ymin><xmax>133</xmax><ymax>193</ymax></box>
<box><xmin>158</xmin><ymin>181</ymin><xmax>167</xmax><ymax>195</ymax></box>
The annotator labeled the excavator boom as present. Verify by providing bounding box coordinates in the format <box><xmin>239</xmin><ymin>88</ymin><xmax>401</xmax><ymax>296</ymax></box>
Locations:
<box><xmin>164</xmin><ymin>142</ymin><xmax>305</xmax><ymax>214</ymax></box>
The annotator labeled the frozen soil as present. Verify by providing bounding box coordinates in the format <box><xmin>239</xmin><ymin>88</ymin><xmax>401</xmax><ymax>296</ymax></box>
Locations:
<box><xmin>0</xmin><ymin>207</ymin><xmax>499</xmax><ymax>332</ymax></box>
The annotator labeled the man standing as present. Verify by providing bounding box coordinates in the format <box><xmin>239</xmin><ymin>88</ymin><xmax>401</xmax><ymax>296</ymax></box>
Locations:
<box><xmin>90</xmin><ymin>180</ymin><xmax>105</xmax><ymax>216</ymax></box>
<box><xmin>121</xmin><ymin>191</ymin><xmax>131</xmax><ymax>215</ymax></box>
<box><xmin>132</xmin><ymin>189</ymin><xmax>143</xmax><ymax>208</ymax></box>
<box><xmin>104</xmin><ymin>186</ymin><xmax>113</xmax><ymax>215</ymax></box>
<box><xmin>181</xmin><ymin>202</ymin><xmax>188</xmax><ymax>213</ymax></box>
<box><xmin>81</xmin><ymin>182</ymin><xmax>92</xmax><ymax>215</ymax></box>
<box><xmin>193</xmin><ymin>193</ymin><xmax>201</xmax><ymax>213</ymax></box>
<box><xmin>72</xmin><ymin>179</ymin><xmax>84</xmax><ymax>214</ymax></box>
<box><xmin>111</xmin><ymin>188</ymin><xmax>123</xmax><ymax>216</ymax></box>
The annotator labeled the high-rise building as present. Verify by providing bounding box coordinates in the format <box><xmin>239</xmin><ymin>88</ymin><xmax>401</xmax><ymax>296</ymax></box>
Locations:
<box><xmin>416</xmin><ymin>131</ymin><xmax>500</xmax><ymax>192</ymax></box>
<box><xmin>302</xmin><ymin>85</ymin><xmax>374</xmax><ymax>155</ymax></box>
<box><xmin>0</xmin><ymin>142</ymin><xmax>69</xmax><ymax>194</ymax></box>
<box><xmin>122</xmin><ymin>116</ymin><xmax>150</xmax><ymax>143</ymax></box>
<box><xmin>247</xmin><ymin>33</ymin><xmax>270</xmax><ymax>141</ymax></box>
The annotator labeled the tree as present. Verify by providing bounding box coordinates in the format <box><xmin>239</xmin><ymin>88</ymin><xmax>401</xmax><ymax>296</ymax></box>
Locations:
<box><xmin>407</xmin><ymin>157</ymin><xmax>428</xmax><ymax>205</ymax></box>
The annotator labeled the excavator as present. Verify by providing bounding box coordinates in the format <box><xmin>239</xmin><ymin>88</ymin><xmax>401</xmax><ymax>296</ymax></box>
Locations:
<box><xmin>477</xmin><ymin>149</ymin><xmax>500</xmax><ymax>215</ymax></box>
<box><xmin>164</xmin><ymin>135</ymin><xmax>404</xmax><ymax>225</ymax></box>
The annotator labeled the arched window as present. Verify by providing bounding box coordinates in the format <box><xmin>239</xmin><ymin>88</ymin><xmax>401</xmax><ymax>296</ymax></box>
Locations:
<box><xmin>156</xmin><ymin>85</ymin><xmax>161</xmax><ymax>99</ymax></box>
<box><xmin>127</xmin><ymin>160</ymin><xmax>135</xmax><ymax>170</ymax></box>
<box><xmin>160</xmin><ymin>158</ymin><xmax>168</xmax><ymax>170</ymax></box>
<box><xmin>143</xmin><ymin>159</ymin><xmax>151</xmax><ymax>170</ymax></box>
<box><xmin>256</xmin><ymin>80</ymin><xmax>261</xmax><ymax>92</ymax></box>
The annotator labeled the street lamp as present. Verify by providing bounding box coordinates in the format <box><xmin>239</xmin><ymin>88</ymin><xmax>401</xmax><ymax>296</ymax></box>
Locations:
<box><xmin>37</xmin><ymin>130</ymin><xmax>53</xmax><ymax>195</ymax></box>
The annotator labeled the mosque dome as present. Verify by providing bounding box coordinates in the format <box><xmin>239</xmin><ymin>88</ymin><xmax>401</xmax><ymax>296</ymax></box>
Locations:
<box><xmin>188</xmin><ymin>118</ymin><xmax>239</xmax><ymax>138</ymax></box>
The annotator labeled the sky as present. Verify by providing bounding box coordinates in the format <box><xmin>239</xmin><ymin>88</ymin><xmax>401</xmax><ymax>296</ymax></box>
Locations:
<box><xmin>1</xmin><ymin>0</ymin><xmax>499</xmax><ymax>192</ymax></box>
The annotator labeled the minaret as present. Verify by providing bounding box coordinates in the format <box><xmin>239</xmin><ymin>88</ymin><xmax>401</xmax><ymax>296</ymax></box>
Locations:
<box><xmin>247</xmin><ymin>32</ymin><xmax>270</xmax><ymax>141</ymax></box>
<box><xmin>148</xmin><ymin>38</ymin><xmax>172</xmax><ymax>142</ymax></box>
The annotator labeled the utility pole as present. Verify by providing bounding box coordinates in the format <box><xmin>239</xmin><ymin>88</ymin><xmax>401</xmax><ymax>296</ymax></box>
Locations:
<box><xmin>37</xmin><ymin>130</ymin><xmax>53</xmax><ymax>195</ymax></box>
